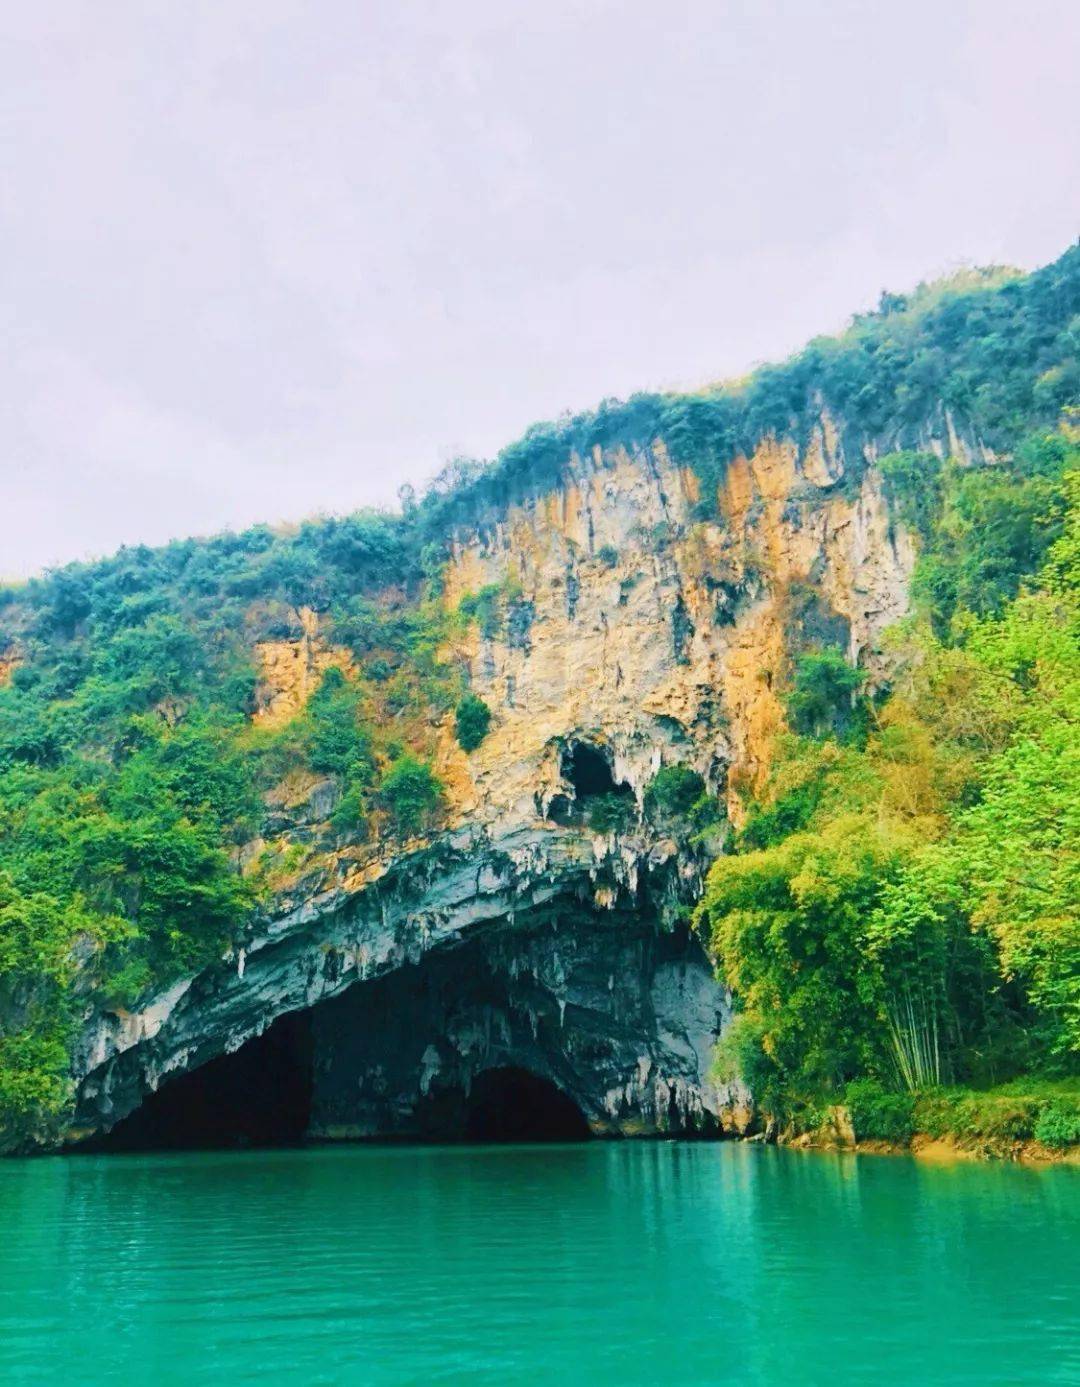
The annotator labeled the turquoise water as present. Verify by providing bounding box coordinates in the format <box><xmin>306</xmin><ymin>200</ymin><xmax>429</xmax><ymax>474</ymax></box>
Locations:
<box><xmin>1</xmin><ymin>1142</ymin><xmax>1077</xmax><ymax>1385</ymax></box>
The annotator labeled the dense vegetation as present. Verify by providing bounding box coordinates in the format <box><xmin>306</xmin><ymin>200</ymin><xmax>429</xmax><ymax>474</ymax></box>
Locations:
<box><xmin>0</xmin><ymin>528</ymin><xmax>477</xmax><ymax>1142</ymax></box>
<box><xmin>1</xmin><ymin>240</ymin><xmax>1077</xmax><ymax>1147</ymax></box>
<box><xmin>702</xmin><ymin>422</ymin><xmax>1080</xmax><ymax>1146</ymax></box>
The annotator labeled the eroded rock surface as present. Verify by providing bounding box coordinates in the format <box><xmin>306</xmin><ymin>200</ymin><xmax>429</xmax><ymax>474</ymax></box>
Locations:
<box><xmin>310</xmin><ymin>907</ymin><xmax>729</xmax><ymax>1140</ymax></box>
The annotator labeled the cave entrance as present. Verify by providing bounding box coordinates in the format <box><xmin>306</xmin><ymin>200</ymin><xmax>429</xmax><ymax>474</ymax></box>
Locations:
<box><xmin>563</xmin><ymin>742</ymin><xmax>618</xmax><ymax>798</ymax></box>
<box><xmin>560</xmin><ymin>741</ymin><xmax>634</xmax><ymax>809</ymax></box>
<box><xmin>554</xmin><ymin>741</ymin><xmax>635</xmax><ymax>827</ymax></box>
<box><xmin>86</xmin><ymin>1010</ymin><xmax>314</xmax><ymax>1152</ymax></box>
<box><xmin>464</xmin><ymin>1067</ymin><xmax>591</xmax><ymax>1143</ymax></box>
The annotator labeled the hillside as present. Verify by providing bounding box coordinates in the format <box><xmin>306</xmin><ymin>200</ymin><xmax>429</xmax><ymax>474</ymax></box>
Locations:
<box><xmin>1</xmin><ymin>242</ymin><xmax>1078</xmax><ymax>1153</ymax></box>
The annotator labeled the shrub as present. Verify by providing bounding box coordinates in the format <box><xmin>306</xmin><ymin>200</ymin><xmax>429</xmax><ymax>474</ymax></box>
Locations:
<box><xmin>712</xmin><ymin>1014</ymin><xmax>775</xmax><ymax>1094</ymax></box>
<box><xmin>963</xmin><ymin>1098</ymin><xmax>1040</xmax><ymax>1142</ymax></box>
<box><xmin>916</xmin><ymin>1090</ymin><xmax>1041</xmax><ymax>1143</ymax></box>
<box><xmin>738</xmin><ymin>780</ymin><xmax>822</xmax><ymax>850</ymax></box>
<box><xmin>330</xmin><ymin>787</ymin><xmax>368</xmax><ymax>835</ymax></box>
<box><xmin>879</xmin><ymin>451</ymin><xmax>944</xmax><ymax>540</ymax></box>
<box><xmin>383</xmin><ymin>675</ymin><xmax>418</xmax><ymax>716</ymax></box>
<box><xmin>1034</xmin><ymin>1101</ymin><xmax>1080</xmax><ymax>1149</ymax></box>
<box><xmin>378</xmin><ymin>755</ymin><xmax>444</xmax><ymax>836</ymax></box>
<box><xmin>644</xmin><ymin>765</ymin><xmax>706</xmax><ymax>819</ymax></box>
<box><xmin>845</xmin><ymin>1078</ymin><xmax>915</xmax><ymax>1144</ymax></box>
<box><xmin>459</xmin><ymin>584</ymin><xmax>506</xmax><ymax>639</ymax></box>
<box><xmin>112</xmin><ymin>719</ymin><xmax>261</xmax><ymax>841</ymax></box>
<box><xmin>587</xmin><ymin>792</ymin><xmax>636</xmax><ymax>834</ymax></box>
<box><xmin>454</xmin><ymin>693</ymin><xmax>492</xmax><ymax>752</ymax></box>
<box><xmin>0</xmin><ymin>1026</ymin><xmax>71</xmax><ymax>1134</ymax></box>
<box><xmin>306</xmin><ymin>669</ymin><xmax>374</xmax><ymax>782</ymax></box>
<box><xmin>100</xmin><ymin>957</ymin><xmax>154</xmax><ymax>1010</ymax></box>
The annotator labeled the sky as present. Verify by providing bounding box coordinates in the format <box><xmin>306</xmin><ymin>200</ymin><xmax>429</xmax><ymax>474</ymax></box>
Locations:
<box><xmin>3</xmin><ymin>1</ymin><xmax>1079</xmax><ymax>578</ymax></box>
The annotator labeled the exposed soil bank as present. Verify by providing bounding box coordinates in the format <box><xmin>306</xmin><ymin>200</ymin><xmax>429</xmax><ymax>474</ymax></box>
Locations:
<box><xmin>757</xmin><ymin>1129</ymin><xmax>1080</xmax><ymax>1166</ymax></box>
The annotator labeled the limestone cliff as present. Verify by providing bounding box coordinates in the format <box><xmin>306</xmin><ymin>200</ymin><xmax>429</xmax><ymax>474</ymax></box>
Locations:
<box><xmin>62</xmin><ymin>412</ymin><xmax>923</xmax><ymax>1152</ymax></box>
<box><xmin>5</xmin><ymin>245</ymin><xmax>1075</xmax><ymax>1153</ymax></box>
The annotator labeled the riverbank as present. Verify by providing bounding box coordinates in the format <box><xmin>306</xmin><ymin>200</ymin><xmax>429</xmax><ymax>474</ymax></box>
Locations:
<box><xmin>740</xmin><ymin>1077</ymin><xmax>1080</xmax><ymax>1165</ymax></box>
<box><xmin>775</xmin><ymin>1128</ymin><xmax>1080</xmax><ymax>1165</ymax></box>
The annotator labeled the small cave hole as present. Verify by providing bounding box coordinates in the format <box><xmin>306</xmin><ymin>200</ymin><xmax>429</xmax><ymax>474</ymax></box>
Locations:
<box><xmin>84</xmin><ymin>1010</ymin><xmax>314</xmax><ymax>1152</ymax></box>
<box><xmin>562</xmin><ymin>742</ymin><xmax>631</xmax><ymax>802</ymax></box>
<box><xmin>465</xmin><ymin>1066</ymin><xmax>591</xmax><ymax>1143</ymax></box>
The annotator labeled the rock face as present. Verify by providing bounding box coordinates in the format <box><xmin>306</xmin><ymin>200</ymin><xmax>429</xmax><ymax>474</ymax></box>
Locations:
<box><xmin>436</xmin><ymin>433</ymin><xmax>914</xmax><ymax>820</ymax></box>
<box><xmin>66</xmin><ymin>425</ymin><xmax>918</xmax><ymax>1149</ymax></box>
<box><xmin>309</xmin><ymin>907</ymin><xmax>727</xmax><ymax>1140</ymax></box>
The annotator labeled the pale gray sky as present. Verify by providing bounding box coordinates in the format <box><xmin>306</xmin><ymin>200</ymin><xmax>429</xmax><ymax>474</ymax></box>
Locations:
<box><xmin>3</xmin><ymin>1</ymin><xmax>1078</xmax><ymax>577</ymax></box>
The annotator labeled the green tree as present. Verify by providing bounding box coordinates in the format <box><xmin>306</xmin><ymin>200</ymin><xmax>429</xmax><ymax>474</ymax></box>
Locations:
<box><xmin>454</xmin><ymin>693</ymin><xmax>492</xmax><ymax>752</ymax></box>
<box><xmin>785</xmin><ymin>649</ymin><xmax>865</xmax><ymax>739</ymax></box>
<box><xmin>701</xmin><ymin>815</ymin><xmax>906</xmax><ymax>1095</ymax></box>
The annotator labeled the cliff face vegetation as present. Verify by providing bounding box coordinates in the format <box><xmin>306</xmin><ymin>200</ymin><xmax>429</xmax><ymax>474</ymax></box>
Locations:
<box><xmin>1</xmin><ymin>244</ymin><xmax>1078</xmax><ymax>1153</ymax></box>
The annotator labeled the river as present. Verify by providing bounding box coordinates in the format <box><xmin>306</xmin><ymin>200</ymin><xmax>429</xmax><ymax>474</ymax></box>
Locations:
<box><xmin>1</xmin><ymin>1142</ymin><xmax>1077</xmax><ymax>1384</ymax></box>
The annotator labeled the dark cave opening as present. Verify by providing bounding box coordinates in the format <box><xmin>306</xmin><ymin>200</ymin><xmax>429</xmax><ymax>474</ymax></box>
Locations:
<box><xmin>562</xmin><ymin>741</ymin><xmax>632</xmax><ymax>802</ymax></box>
<box><xmin>464</xmin><ymin>1067</ymin><xmax>591</xmax><ymax>1143</ymax></box>
<box><xmin>85</xmin><ymin>1010</ymin><xmax>314</xmax><ymax>1152</ymax></box>
<box><xmin>78</xmin><ymin>901</ymin><xmax>706</xmax><ymax>1151</ymax></box>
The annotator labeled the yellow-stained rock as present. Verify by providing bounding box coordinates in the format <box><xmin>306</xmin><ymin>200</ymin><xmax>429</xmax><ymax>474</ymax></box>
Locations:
<box><xmin>440</xmin><ymin>432</ymin><xmax>914</xmax><ymax>823</ymax></box>
<box><xmin>0</xmin><ymin>650</ymin><xmax>20</xmax><ymax>688</ymax></box>
<box><xmin>253</xmin><ymin>606</ymin><xmax>355</xmax><ymax>728</ymax></box>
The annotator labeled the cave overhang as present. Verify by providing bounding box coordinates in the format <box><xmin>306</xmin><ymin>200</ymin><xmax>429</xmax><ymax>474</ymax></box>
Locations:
<box><xmin>66</xmin><ymin>817</ymin><xmax>739</xmax><ymax>1150</ymax></box>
